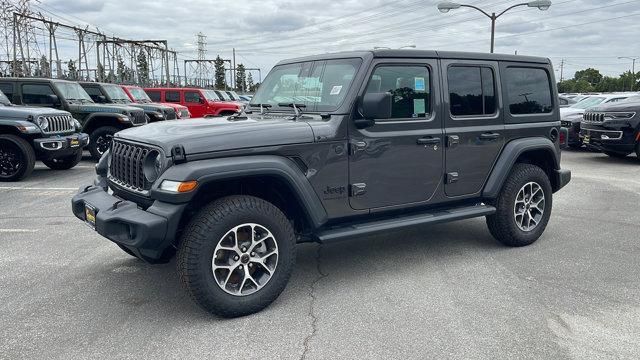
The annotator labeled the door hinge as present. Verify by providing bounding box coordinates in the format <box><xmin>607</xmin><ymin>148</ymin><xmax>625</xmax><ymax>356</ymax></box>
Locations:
<box><xmin>349</xmin><ymin>140</ymin><xmax>367</xmax><ymax>155</ymax></box>
<box><xmin>350</xmin><ymin>183</ymin><xmax>367</xmax><ymax>197</ymax></box>
<box><xmin>446</xmin><ymin>135</ymin><xmax>459</xmax><ymax>148</ymax></box>
<box><xmin>445</xmin><ymin>172</ymin><xmax>459</xmax><ymax>184</ymax></box>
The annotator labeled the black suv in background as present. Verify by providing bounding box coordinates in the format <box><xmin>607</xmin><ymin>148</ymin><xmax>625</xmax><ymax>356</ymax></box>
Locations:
<box><xmin>581</xmin><ymin>95</ymin><xmax>640</xmax><ymax>159</ymax></box>
<box><xmin>72</xmin><ymin>50</ymin><xmax>571</xmax><ymax>317</ymax></box>
<box><xmin>0</xmin><ymin>90</ymin><xmax>87</xmax><ymax>181</ymax></box>
<box><xmin>0</xmin><ymin>78</ymin><xmax>146</xmax><ymax>160</ymax></box>
<box><xmin>79</xmin><ymin>82</ymin><xmax>177</xmax><ymax>122</ymax></box>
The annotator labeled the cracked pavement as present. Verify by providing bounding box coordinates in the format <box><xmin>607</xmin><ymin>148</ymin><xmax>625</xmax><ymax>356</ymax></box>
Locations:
<box><xmin>1</xmin><ymin>150</ymin><xmax>640</xmax><ymax>359</ymax></box>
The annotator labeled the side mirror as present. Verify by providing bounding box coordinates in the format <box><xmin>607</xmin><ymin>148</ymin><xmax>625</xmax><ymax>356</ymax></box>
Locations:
<box><xmin>356</xmin><ymin>92</ymin><xmax>392</xmax><ymax>128</ymax></box>
<box><xmin>200</xmin><ymin>97</ymin><xmax>206</xmax><ymax>104</ymax></box>
<box><xmin>97</xmin><ymin>95</ymin><xmax>107</xmax><ymax>103</ymax></box>
<box><xmin>48</xmin><ymin>94</ymin><xmax>61</xmax><ymax>106</ymax></box>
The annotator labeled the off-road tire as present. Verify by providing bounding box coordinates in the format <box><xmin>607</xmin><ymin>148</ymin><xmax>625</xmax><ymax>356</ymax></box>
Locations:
<box><xmin>0</xmin><ymin>134</ymin><xmax>35</xmax><ymax>182</ymax></box>
<box><xmin>604</xmin><ymin>151</ymin><xmax>630</xmax><ymax>158</ymax></box>
<box><xmin>177</xmin><ymin>195</ymin><xmax>296</xmax><ymax>318</ymax></box>
<box><xmin>88</xmin><ymin>126</ymin><xmax>118</xmax><ymax>161</ymax></box>
<box><xmin>486</xmin><ymin>163</ymin><xmax>553</xmax><ymax>247</ymax></box>
<box><xmin>42</xmin><ymin>150</ymin><xmax>82</xmax><ymax>170</ymax></box>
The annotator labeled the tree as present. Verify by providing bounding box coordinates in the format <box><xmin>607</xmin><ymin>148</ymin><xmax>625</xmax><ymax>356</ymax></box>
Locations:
<box><xmin>574</xmin><ymin>68</ymin><xmax>603</xmax><ymax>87</ymax></box>
<box><xmin>116</xmin><ymin>56</ymin><xmax>134</xmax><ymax>83</ymax></box>
<box><xmin>235</xmin><ymin>63</ymin><xmax>246</xmax><ymax>92</ymax></box>
<box><xmin>37</xmin><ymin>55</ymin><xmax>50</xmax><ymax>78</ymax></box>
<box><xmin>214</xmin><ymin>56</ymin><xmax>227</xmax><ymax>89</ymax></box>
<box><xmin>67</xmin><ymin>59</ymin><xmax>78</xmax><ymax>80</ymax></box>
<box><xmin>97</xmin><ymin>63</ymin><xmax>106</xmax><ymax>82</ymax></box>
<box><xmin>136</xmin><ymin>51</ymin><xmax>149</xmax><ymax>85</ymax></box>
<box><xmin>246</xmin><ymin>72</ymin><xmax>254</xmax><ymax>93</ymax></box>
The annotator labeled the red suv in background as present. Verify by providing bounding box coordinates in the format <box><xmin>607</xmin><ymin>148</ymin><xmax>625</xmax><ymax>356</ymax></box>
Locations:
<box><xmin>144</xmin><ymin>88</ymin><xmax>241</xmax><ymax>118</ymax></box>
<box><xmin>121</xmin><ymin>85</ymin><xmax>191</xmax><ymax>119</ymax></box>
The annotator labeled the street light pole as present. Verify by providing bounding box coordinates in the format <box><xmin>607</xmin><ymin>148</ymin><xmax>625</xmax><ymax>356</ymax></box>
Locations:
<box><xmin>618</xmin><ymin>57</ymin><xmax>638</xmax><ymax>91</ymax></box>
<box><xmin>437</xmin><ymin>1</ymin><xmax>552</xmax><ymax>53</ymax></box>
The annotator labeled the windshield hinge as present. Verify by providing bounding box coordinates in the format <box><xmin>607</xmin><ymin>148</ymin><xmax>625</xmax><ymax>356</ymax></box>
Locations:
<box><xmin>171</xmin><ymin>145</ymin><xmax>187</xmax><ymax>164</ymax></box>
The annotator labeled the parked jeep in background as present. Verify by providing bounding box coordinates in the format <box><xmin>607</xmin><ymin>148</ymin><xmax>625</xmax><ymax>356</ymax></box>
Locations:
<box><xmin>0</xmin><ymin>78</ymin><xmax>147</xmax><ymax>160</ymax></box>
<box><xmin>72</xmin><ymin>50</ymin><xmax>570</xmax><ymax>317</ymax></box>
<box><xmin>144</xmin><ymin>87</ymin><xmax>241</xmax><ymax>118</ymax></box>
<box><xmin>0</xmin><ymin>90</ymin><xmax>87</xmax><ymax>181</ymax></box>
<box><xmin>580</xmin><ymin>95</ymin><xmax>640</xmax><ymax>159</ymax></box>
<box><xmin>79</xmin><ymin>82</ymin><xmax>177</xmax><ymax>123</ymax></box>
<box><xmin>120</xmin><ymin>85</ymin><xmax>191</xmax><ymax>119</ymax></box>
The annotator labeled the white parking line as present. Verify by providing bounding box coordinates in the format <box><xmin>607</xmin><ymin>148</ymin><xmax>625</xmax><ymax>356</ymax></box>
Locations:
<box><xmin>0</xmin><ymin>229</ymin><xmax>39</xmax><ymax>233</ymax></box>
<box><xmin>0</xmin><ymin>187</ymin><xmax>77</xmax><ymax>191</ymax></box>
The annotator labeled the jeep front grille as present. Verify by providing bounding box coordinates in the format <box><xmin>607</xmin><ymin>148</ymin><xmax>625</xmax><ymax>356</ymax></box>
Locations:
<box><xmin>583</xmin><ymin>112</ymin><xmax>605</xmax><ymax>123</ymax></box>
<box><xmin>42</xmin><ymin>115</ymin><xmax>74</xmax><ymax>134</ymax></box>
<box><xmin>130</xmin><ymin>110</ymin><xmax>147</xmax><ymax>125</ymax></box>
<box><xmin>109</xmin><ymin>140</ymin><xmax>151</xmax><ymax>193</ymax></box>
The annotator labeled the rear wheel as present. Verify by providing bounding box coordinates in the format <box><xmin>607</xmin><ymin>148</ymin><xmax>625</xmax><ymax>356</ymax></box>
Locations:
<box><xmin>486</xmin><ymin>163</ymin><xmax>553</xmax><ymax>247</ymax></box>
<box><xmin>42</xmin><ymin>150</ymin><xmax>82</xmax><ymax>170</ymax></box>
<box><xmin>88</xmin><ymin>126</ymin><xmax>118</xmax><ymax>161</ymax></box>
<box><xmin>0</xmin><ymin>134</ymin><xmax>35</xmax><ymax>182</ymax></box>
<box><xmin>177</xmin><ymin>195</ymin><xmax>296</xmax><ymax>318</ymax></box>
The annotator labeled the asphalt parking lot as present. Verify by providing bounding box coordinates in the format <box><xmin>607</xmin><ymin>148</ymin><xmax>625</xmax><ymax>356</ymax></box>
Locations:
<box><xmin>1</xmin><ymin>150</ymin><xmax>639</xmax><ymax>360</ymax></box>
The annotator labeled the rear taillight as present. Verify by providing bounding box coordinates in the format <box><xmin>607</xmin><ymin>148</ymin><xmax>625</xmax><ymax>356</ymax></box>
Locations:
<box><xmin>559</xmin><ymin>130</ymin><xmax>566</xmax><ymax>145</ymax></box>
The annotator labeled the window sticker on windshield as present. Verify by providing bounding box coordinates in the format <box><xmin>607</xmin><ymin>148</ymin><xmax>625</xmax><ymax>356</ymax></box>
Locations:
<box><xmin>330</xmin><ymin>85</ymin><xmax>343</xmax><ymax>95</ymax></box>
<box><xmin>415</xmin><ymin>77</ymin><xmax>426</xmax><ymax>91</ymax></box>
<box><xmin>413</xmin><ymin>98</ymin><xmax>426</xmax><ymax>116</ymax></box>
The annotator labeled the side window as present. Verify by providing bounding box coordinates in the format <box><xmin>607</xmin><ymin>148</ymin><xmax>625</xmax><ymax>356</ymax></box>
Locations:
<box><xmin>448</xmin><ymin>66</ymin><xmax>496</xmax><ymax>117</ymax></box>
<box><xmin>147</xmin><ymin>90</ymin><xmax>161</xmax><ymax>102</ymax></box>
<box><xmin>0</xmin><ymin>83</ymin><xmax>13</xmax><ymax>100</ymax></box>
<box><xmin>506</xmin><ymin>67</ymin><xmax>553</xmax><ymax>115</ymax></box>
<box><xmin>365</xmin><ymin>65</ymin><xmax>430</xmax><ymax>119</ymax></box>
<box><xmin>83</xmin><ymin>86</ymin><xmax>103</xmax><ymax>102</ymax></box>
<box><xmin>165</xmin><ymin>91</ymin><xmax>180</xmax><ymax>103</ymax></box>
<box><xmin>184</xmin><ymin>91</ymin><xmax>202</xmax><ymax>103</ymax></box>
<box><xmin>22</xmin><ymin>84</ymin><xmax>56</xmax><ymax>105</ymax></box>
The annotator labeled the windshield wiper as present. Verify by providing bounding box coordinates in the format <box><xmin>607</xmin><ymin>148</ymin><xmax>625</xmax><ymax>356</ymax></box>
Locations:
<box><xmin>278</xmin><ymin>103</ymin><xmax>307</xmax><ymax>120</ymax></box>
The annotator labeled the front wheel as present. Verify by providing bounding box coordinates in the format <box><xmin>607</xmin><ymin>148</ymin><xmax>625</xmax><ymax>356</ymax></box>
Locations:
<box><xmin>177</xmin><ymin>195</ymin><xmax>296</xmax><ymax>317</ymax></box>
<box><xmin>486</xmin><ymin>163</ymin><xmax>553</xmax><ymax>247</ymax></box>
<box><xmin>88</xmin><ymin>126</ymin><xmax>118</xmax><ymax>161</ymax></box>
<box><xmin>42</xmin><ymin>150</ymin><xmax>82</xmax><ymax>170</ymax></box>
<box><xmin>0</xmin><ymin>134</ymin><xmax>35</xmax><ymax>182</ymax></box>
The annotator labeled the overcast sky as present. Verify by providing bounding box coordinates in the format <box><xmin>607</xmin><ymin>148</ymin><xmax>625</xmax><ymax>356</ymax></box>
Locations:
<box><xmin>28</xmin><ymin>0</ymin><xmax>640</xmax><ymax>81</ymax></box>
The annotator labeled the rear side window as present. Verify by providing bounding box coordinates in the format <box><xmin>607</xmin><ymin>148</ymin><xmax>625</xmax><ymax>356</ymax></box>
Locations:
<box><xmin>0</xmin><ymin>83</ymin><xmax>13</xmax><ymax>100</ymax></box>
<box><xmin>506</xmin><ymin>67</ymin><xmax>553</xmax><ymax>115</ymax></box>
<box><xmin>448</xmin><ymin>66</ymin><xmax>496</xmax><ymax>117</ymax></box>
<box><xmin>165</xmin><ymin>91</ymin><xmax>180</xmax><ymax>103</ymax></box>
<box><xmin>22</xmin><ymin>84</ymin><xmax>56</xmax><ymax>105</ymax></box>
<box><xmin>365</xmin><ymin>65</ymin><xmax>431</xmax><ymax>119</ymax></box>
<box><xmin>146</xmin><ymin>90</ymin><xmax>161</xmax><ymax>102</ymax></box>
<box><xmin>184</xmin><ymin>91</ymin><xmax>202</xmax><ymax>103</ymax></box>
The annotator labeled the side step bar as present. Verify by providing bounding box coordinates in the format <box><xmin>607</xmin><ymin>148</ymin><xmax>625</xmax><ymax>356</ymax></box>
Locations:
<box><xmin>316</xmin><ymin>204</ymin><xmax>496</xmax><ymax>243</ymax></box>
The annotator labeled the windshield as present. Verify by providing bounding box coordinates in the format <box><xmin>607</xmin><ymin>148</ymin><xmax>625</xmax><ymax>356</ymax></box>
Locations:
<box><xmin>251</xmin><ymin>58</ymin><xmax>361</xmax><ymax>112</ymax></box>
<box><xmin>572</xmin><ymin>97</ymin><xmax>605</xmax><ymax>109</ymax></box>
<box><xmin>203</xmin><ymin>90</ymin><xmax>220</xmax><ymax>101</ymax></box>
<box><xmin>128</xmin><ymin>87</ymin><xmax>152</xmax><ymax>102</ymax></box>
<box><xmin>103</xmin><ymin>85</ymin><xmax>131</xmax><ymax>102</ymax></box>
<box><xmin>215</xmin><ymin>90</ymin><xmax>231</xmax><ymax>101</ymax></box>
<box><xmin>0</xmin><ymin>90</ymin><xmax>10</xmax><ymax>105</ymax></box>
<box><xmin>53</xmin><ymin>82</ymin><xmax>93</xmax><ymax>102</ymax></box>
<box><xmin>226</xmin><ymin>91</ymin><xmax>240</xmax><ymax>100</ymax></box>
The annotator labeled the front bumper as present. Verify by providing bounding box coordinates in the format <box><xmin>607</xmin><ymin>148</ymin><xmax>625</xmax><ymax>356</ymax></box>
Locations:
<box><xmin>71</xmin><ymin>185</ymin><xmax>186</xmax><ymax>263</ymax></box>
<box><xmin>34</xmin><ymin>133</ymin><xmax>89</xmax><ymax>160</ymax></box>
<box><xmin>579</xmin><ymin>124</ymin><xmax>637</xmax><ymax>154</ymax></box>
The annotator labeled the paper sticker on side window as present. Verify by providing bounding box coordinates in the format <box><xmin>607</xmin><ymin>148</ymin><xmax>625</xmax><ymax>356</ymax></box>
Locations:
<box><xmin>330</xmin><ymin>85</ymin><xmax>342</xmax><ymax>95</ymax></box>
<box><xmin>415</xmin><ymin>77</ymin><xmax>425</xmax><ymax>91</ymax></box>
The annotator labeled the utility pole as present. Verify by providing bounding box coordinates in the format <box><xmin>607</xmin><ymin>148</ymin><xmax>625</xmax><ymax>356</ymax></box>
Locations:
<box><xmin>619</xmin><ymin>57</ymin><xmax>638</xmax><ymax>91</ymax></box>
<box><xmin>232</xmin><ymin>48</ymin><xmax>236</xmax><ymax>90</ymax></box>
<box><xmin>559</xmin><ymin>59</ymin><xmax>565</xmax><ymax>82</ymax></box>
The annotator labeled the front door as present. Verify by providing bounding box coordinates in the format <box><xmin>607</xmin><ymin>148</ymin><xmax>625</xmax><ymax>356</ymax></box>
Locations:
<box><xmin>441</xmin><ymin>60</ymin><xmax>504</xmax><ymax>197</ymax></box>
<box><xmin>349</xmin><ymin>60</ymin><xmax>443</xmax><ymax>210</ymax></box>
<box><xmin>185</xmin><ymin>90</ymin><xmax>207</xmax><ymax>117</ymax></box>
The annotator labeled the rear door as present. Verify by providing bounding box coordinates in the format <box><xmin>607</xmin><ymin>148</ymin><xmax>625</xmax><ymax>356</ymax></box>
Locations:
<box><xmin>348</xmin><ymin>59</ymin><xmax>444</xmax><ymax>210</ymax></box>
<box><xmin>441</xmin><ymin>60</ymin><xmax>504</xmax><ymax>197</ymax></box>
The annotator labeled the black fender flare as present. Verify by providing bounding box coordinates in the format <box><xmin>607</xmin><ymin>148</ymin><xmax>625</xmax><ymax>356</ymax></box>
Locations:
<box><xmin>82</xmin><ymin>113</ymin><xmax>127</xmax><ymax>132</ymax></box>
<box><xmin>483</xmin><ymin>137</ymin><xmax>560</xmax><ymax>198</ymax></box>
<box><xmin>150</xmin><ymin>155</ymin><xmax>328</xmax><ymax>228</ymax></box>
<box><xmin>0</xmin><ymin>119</ymin><xmax>43</xmax><ymax>135</ymax></box>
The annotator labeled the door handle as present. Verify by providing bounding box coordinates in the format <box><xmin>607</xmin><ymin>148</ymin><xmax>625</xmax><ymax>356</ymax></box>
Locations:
<box><xmin>417</xmin><ymin>137</ymin><xmax>441</xmax><ymax>145</ymax></box>
<box><xmin>478</xmin><ymin>132</ymin><xmax>500</xmax><ymax>140</ymax></box>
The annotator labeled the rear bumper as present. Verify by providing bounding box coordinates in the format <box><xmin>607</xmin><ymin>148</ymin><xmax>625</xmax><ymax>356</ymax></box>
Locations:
<box><xmin>71</xmin><ymin>185</ymin><xmax>186</xmax><ymax>263</ymax></box>
<box><xmin>34</xmin><ymin>133</ymin><xmax>88</xmax><ymax>160</ymax></box>
<box><xmin>553</xmin><ymin>169</ymin><xmax>571</xmax><ymax>192</ymax></box>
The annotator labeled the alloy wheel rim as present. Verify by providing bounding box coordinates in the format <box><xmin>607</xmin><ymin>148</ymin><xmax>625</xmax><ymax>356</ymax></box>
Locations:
<box><xmin>211</xmin><ymin>223</ymin><xmax>279</xmax><ymax>296</ymax></box>
<box><xmin>0</xmin><ymin>141</ymin><xmax>23</xmax><ymax>177</ymax></box>
<box><xmin>95</xmin><ymin>134</ymin><xmax>113</xmax><ymax>155</ymax></box>
<box><xmin>514</xmin><ymin>182</ymin><xmax>545</xmax><ymax>232</ymax></box>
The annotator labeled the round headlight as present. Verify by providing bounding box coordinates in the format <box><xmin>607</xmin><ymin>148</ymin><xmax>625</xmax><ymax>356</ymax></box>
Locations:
<box><xmin>36</xmin><ymin>116</ymin><xmax>49</xmax><ymax>130</ymax></box>
<box><xmin>143</xmin><ymin>150</ymin><xmax>163</xmax><ymax>182</ymax></box>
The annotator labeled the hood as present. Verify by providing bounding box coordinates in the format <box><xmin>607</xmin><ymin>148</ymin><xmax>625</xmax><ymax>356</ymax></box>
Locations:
<box><xmin>0</xmin><ymin>105</ymin><xmax>70</xmax><ymax>121</ymax></box>
<box><xmin>589</xmin><ymin>101</ymin><xmax>640</xmax><ymax>112</ymax></box>
<box><xmin>115</xmin><ymin>115</ymin><xmax>315</xmax><ymax>155</ymax></box>
<box><xmin>129</xmin><ymin>102</ymin><xmax>171</xmax><ymax>113</ymax></box>
<box><xmin>560</xmin><ymin>107</ymin><xmax>585</xmax><ymax>119</ymax></box>
<box><xmin>68</xmin><ymin>103</ymin><xmax>143</xmax><ymax>114</ymax></box>
<box><xmin>212</xmin><ymin>101</ymin><xmax>241</xmax><ymax>109</ymax></box>
<box><xmin>160</xmin><ymin>102</ymin><xmax>188</xmax><ymax>111</ymax></box>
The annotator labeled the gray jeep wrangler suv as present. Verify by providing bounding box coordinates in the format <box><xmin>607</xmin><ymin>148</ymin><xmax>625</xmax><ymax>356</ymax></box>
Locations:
<box><xmin>72</xmin><ymin>50</ymin><xmax>571</xmax><ymax>317</ymax></box>
<box><xmin>0</xmin><ymin>90</ymin><xmax>88</xmax><ymax>181</ymax></box>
